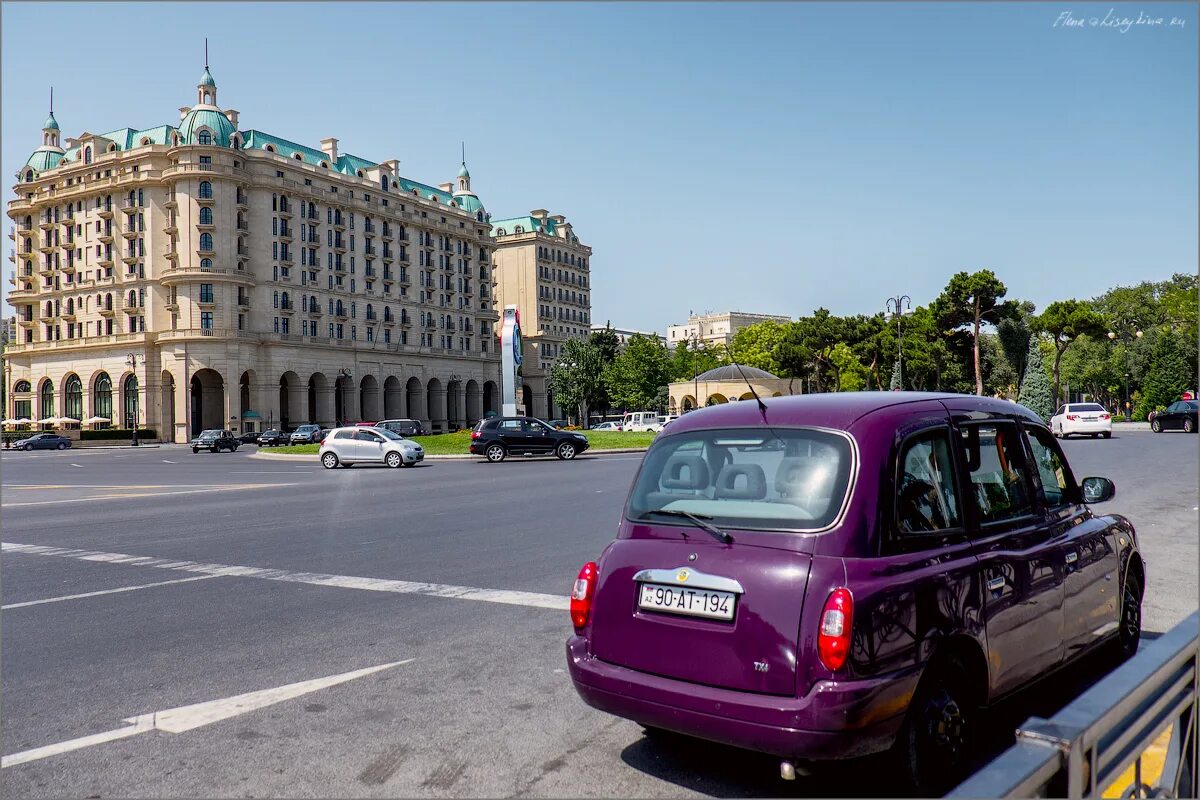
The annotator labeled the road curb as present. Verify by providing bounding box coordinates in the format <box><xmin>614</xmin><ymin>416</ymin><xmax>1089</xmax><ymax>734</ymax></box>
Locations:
<box><xmin>250</xmin><ymin>447</ymin><xmax>649</xmax><ymax>462</ymax></box>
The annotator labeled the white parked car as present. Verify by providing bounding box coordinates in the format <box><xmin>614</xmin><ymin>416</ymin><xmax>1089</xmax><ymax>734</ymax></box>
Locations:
<box><xmin>1050</xmin><ymin>402</ymin><xmax>1112</xmax><ymax>439</ymax></box>
<box><xmin>621</xmin><ymin>411</ymin><xmax>665</xmax><ymax>432</ymax></box>
<box><xmin>319</xmin><ymin>426</ymin><xmax>424</xmax><ymax>469</ymax></box>
<box><xmin>590</xmin><ymin>421</ymin><xmax>622</xmax><ymax>431</ymax></box>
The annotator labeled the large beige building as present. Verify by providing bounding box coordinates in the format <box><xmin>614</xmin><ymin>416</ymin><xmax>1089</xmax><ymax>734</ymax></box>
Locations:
<box><xmin>5</xmin><ymin>66</ymin><xmax>505</xmax><ymax>440</ymax></box>
<box><xmin>667</xmin><ymin>310</ymin><xmax>792</xmax><ymax>348</ymax></box>
<box><xmin>490</xmin><ymin>210</ymin><xmax>592</xmax><ymax>418</ymax></box>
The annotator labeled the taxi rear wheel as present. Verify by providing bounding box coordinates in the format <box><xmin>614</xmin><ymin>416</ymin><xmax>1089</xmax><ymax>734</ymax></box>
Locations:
<box><xmin>897</xmin><ymin>655</ymin><xmax>977</xmax><ymax>796</ymax></box>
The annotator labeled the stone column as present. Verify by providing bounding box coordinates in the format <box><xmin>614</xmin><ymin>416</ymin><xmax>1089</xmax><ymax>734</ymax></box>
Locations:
<box><xmin>253</xmin><ymin>381</ymin><xmax>277</xmax><ymax>433</ymax></box>
<box><xmin>466</xmin><ymin>383</ymin><xmax>483</xmax><ymax>425</ymax></box>
<box><xmin>532</xmin><ymin>391</ymin><xmax>548</xmax><ymax>420</ymax></box>
<box><xmin>428</xmin><ymin>386</ymin><xmax>448</xmax><ymax>433</ymax></box>
<box><xmin>316</xmin><ymin>386</ymin><xmax>336</xmax><ymax>428</ymax></box>
<box><xmin>453</xmin><ymin>386</ymin><xmax>467</xmax><ymax>431</ymax></box>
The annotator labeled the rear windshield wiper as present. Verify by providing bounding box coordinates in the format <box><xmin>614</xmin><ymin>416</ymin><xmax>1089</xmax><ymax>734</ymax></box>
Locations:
<box><xmin>643</xmin><ymin>509</ymin><xmax>732</xmax><ymax>544</ymax></box>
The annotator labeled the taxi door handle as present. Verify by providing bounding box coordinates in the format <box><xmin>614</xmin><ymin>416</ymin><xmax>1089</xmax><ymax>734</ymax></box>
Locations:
<box><xmin>987</xmin><ymin>577</ymin><xmax>1006</xmax><ymax>592</ymax></box>
<box><xmin>1065</xmin><ymin>552</ymin><xmax>1079</xmax><ymax>564</ymax></box>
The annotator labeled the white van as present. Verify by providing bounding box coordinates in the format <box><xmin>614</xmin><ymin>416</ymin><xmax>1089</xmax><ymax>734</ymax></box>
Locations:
<box><xmin>621</xmin><ymin>411</ymin><xmax>664</xmax><ymax>432</ymax></box>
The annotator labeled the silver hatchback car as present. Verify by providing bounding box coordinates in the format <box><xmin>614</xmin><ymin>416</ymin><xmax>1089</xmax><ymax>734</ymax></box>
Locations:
<box><xmin>318</xmin><ymin>426</ymin><xmax>424</xmax><ymax>469</ymax></box>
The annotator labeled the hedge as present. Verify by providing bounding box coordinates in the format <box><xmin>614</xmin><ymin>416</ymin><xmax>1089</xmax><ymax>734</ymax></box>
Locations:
<box><xmin>79</xmin><ymin>429</ymin><xmax>157</xmax><ymax>441</ymax></box>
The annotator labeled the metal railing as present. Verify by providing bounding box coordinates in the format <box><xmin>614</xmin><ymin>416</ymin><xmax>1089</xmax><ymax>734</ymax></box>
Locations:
<box><xmin>950</xmin><ymin>611</ymin><xmax>1198</xmax><ymax>799</ymax></box>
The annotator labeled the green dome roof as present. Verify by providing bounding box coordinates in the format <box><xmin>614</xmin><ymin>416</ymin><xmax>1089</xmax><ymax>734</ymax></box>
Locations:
<box><xmin>454</xmin><ymin>193</ymin><xmax>483</xmax><ymax>213</ymax></box>
<box><xmin>458</xmin><ymin>162</ymin><xmax>470</xmax><ymax>178</ymax></box>
<box><xmin>179</xmin><ymin>107</ymin><xmax>236</xmax><ymax>146</ymax></box>
<box><xmin>25</xmin><ymin>149</ymin><xmax>63</xmax><ymax>173</ymax></box>
<box><xmin>43</xmin><ymin>111</ymin><xmax>59</xmax><ymax>131</ymax></box>
<box><xmin>199</xmin><ymin>67</ymin><xmax>217</xmax><ymax>87</ymax></box>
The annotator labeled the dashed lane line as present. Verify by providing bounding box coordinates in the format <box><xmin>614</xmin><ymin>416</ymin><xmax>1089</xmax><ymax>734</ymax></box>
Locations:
<box><xmin>3</xmin><ymin>575</ymin><xmax>221</xmax><ymax>609</ymax></box>
<box><xmin>1</xmin><ymin>542</ymin><xmax>570</xmax><ymax>611</ymax></box>
<box><xmin>1</xmin><ymin>484</ymin><xmax>295</xmax><ymax>508</ymax></box>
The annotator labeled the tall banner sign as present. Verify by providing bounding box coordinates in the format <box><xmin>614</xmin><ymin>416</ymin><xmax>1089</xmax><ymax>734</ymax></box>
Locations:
<box><xmin>500</xmin><ymin>305</ymin><xmax>523</xmax><ymax>416</ymax></box>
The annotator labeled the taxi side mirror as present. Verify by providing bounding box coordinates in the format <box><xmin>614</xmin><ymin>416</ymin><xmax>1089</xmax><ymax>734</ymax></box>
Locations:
<box><xmin>1081</xmin><ymin>476</ymin><xmax>1115</xmax><ymax>504</ymax></box>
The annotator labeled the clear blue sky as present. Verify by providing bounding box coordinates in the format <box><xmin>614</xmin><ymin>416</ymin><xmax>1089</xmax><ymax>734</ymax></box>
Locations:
<box><xmin>3</xmin><ymin>2</ymin><xmax>1196</xmax><ymax>331</ymax></box>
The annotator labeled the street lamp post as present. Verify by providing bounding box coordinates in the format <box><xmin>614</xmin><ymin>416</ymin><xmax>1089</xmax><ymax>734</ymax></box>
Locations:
<box><xmin>126</xmin><ymin>353</ymin><xmax>139</xmax><ymax>447</ymax></box>
<box><xmin>1107</xmin><ymin>327</ymin><xmax>1144</xmax><ymax>421</ymax></box>
<box><xmin>885</xmin><ymin>295</ymin><xmax>912</xmax><ymax>390</ymax></box>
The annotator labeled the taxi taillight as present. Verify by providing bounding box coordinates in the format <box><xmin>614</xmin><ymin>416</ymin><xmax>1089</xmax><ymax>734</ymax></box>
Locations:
<box><xmin>817</xmin><ymin>588</ymin><xmax>854</xmax><ymax>671</ymax></box>
<box><xmin>471</xmin><ymin>430</ymin><xmax>481</xmax><ymax>439</ymax></box>
<box><xmin>571</xmin><ymin>561</ymin><xmax>599</xmax><ymax>630</ymax></box>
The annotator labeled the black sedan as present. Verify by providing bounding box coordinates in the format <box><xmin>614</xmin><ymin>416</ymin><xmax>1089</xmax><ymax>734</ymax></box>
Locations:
<box><xmin>237</xmin><ymin>431</ymin><xmax>261</xmax><ymax>445</ymax></box>
<box><xmin>11</xmin><ymin>433</ymin><xmax>72</xmax><ymax>451</ymax></box>
<box><xmin>256</xmin><ymin>429</ymin><xmax>291</xmax><ymax>446</ymax></box>
<box><xmin>1151</xmin><ymin>400</ymin><xmax>1198</xmax><ymax>433</ymax></box>
<box><xmin>469</xmin><ymin>417</ymin><xmax>589</xmax><ymax>462</ymax></box>
<box><xmin>191</xmin><ymin>429</ymin><xmax>240</xmax><ymax>453</ymax></box>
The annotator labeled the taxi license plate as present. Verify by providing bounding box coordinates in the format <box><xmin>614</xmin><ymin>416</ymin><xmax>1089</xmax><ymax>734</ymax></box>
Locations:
<box><xmin>638</xmin><ymin>583</ymin><xmax>735</xmax><ymax>621</ymax></box>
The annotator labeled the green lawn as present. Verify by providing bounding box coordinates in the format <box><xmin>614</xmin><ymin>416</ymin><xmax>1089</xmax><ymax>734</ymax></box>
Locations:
<box><xmin>269</xmin><ymin>430</ymin><xmax>655</xmax><ymax>457</ymax></box>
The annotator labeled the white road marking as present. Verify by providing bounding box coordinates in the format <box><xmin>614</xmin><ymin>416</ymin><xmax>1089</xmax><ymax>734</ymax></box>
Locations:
<box><xmin>2</xmin><ymin>575</ymin><xmax>219</xmax><ymax>609</ymax></box>
<box><xmin>0</xmin><ymin>659</ymin><xmax>413</xmax><ymax>768</ymax></box>
<box><xmin>162</xmin><ymin>459</ymin><xmax>176</xmax><ymax>464</ymax></box>
<box><xmin>70</xmin><ymin>463</ymin><xmax>83</xmax><ymax>468</ymax></box>
<box><xmin>1</xmin><ymin>542</ymin><xmax>570</xmax><ymax>610</ymax></box>
<box><xmin>1</xmin><ymin>484</ymin><xmax>294</xmax><ymax>508</ymax></box>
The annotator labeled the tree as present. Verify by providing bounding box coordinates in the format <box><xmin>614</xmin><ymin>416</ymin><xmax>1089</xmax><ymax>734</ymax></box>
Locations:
<box><xmin>669</xmin><ymin>338</ymin><xmax>725</xmax><ymax>383</ymax></box>
<box><xmin>889</xmin><ymin>360</ymin><xmax>901</xmax><ymax>391</ymax></box>
<box><xmin>603</xmin><ymin>333</ymin><xmax>672</xmax><ymax>412</ymax></box>
<box><xmin>727</xmin><ymin>320</ymin><xmax>788</xmax><ymax>375</ymax></box>
<box><xmin>1136</xmin><ymin>330</ymin><xmax>1195</xmax><ymax>420</ymax></box>
<box><xmin>1017</xmin><ymin>336</ymin><xmax>1054</xmax><ymax>421</ymax></box>
<box><xmin>780</xmin><ymin>309</ymin><xmax>845</xmax><ymax>393</ymax></box>
<box><xmin>829</xmin><ymin>343</ymin><xmax>869</xmax><ymax>391</ymax></box>
<box><xmin>1033</xmin><ymin>299</ymin><xmax>1107</xmax><ymax>404</ymax></box>
<box><xmin>935</xmin><ymin>269</ymin><xmax>1013</xmax><ymax>395</ymax></box>
<box><xmin>547</xmin><ymin>339</ymin><xmax>605</xmax><ymax>424</ymax></box>
<box><xmin>586</xmin><ymin>324</ymin><xmax>622</xmax><ymax>417</ymax></box>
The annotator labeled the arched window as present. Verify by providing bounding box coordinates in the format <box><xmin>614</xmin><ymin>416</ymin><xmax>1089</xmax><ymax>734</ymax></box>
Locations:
<box><xmin>201</xmin><ymin>257</ymin><xmax>213</xmax><ymax>270</ymax></box>
<box><xmin>39</xmin><ymin>379</ymin><xmax>54</xmax><ymax>423</ymax></box>
<box><xmin>197</xmin><ymin>130</ymin><xmax>212</xmax><ymax>146</ymax></box>
<box><xmin>200</xmin><ymin>233</ymin><xmax>213</xmax><ymax>251</ymax></box>
<box><xmin>94</xmin><ymin>374</ymin><xmax>113</xmax><ymax>423</ymax></box>
<box><xmin>281</xmin><ymin>291</ymin><xmax>290</xmax><ymax>307</ymax></box>
<box><xmin>128</xmin><ymin>290</ymin><xmax>137</xmax><ymax>307</ymax></box>
<box><xmin>140</xmin><ymin>137</ymin><xmax>152</xmax><ymax>146</ymax></box>
<box><xmin>199</xmin><ymin>181</ymin><xmax>212</xmax><ymax>199</ymax></box>
<box><xmin>199</xmin><ymin>206</ymin><xmax>213</xmax><ymax>225</ymax></box>
<box><xmin>24</xmin><ymin>170</ymin><xmax>34</xmax><ymax>183</ymax></box>
<box><xmin>14</xmin><ymin>380</ymin><xmax>31</xmax><ymax>393</ymax></box>
<box><xmin>264</xmin><ymin>144</ymin><xmax>276</xmax><ymax>153</ymax></box>
<box><xmin>64</xmin><ymin>375</ymin><xmax>83</xmax><ymax>421</ymax></box>
<box><xmin>123</xmin><ymin>374</ymin><xmax>139</xmax><ymax>429</ymax></box>
<box><xmin>273</xmin><ymin>291</ymin><xmax>279</xmax><ymax>308</ymax></box>
<box><xmin>381</xmin><ymin>175</ymin><xmax>388</xmax><ymax>191</ymax></box>
<box><xmin>230</xmin><ymin>135</ymin><xmax>241</xmax><ymax>150</ymax></box>
<box><xmin>293</xmin><ymin>153</ymin><xmax>303</xmax><ymax>161</ymax></box>
<box><xmin>357</xmin><ymin>170</ymin><xmax>364</xmax><ymax>178</ymax></box>
<box><xmin>107</xmin><ymin>143</ymin><xmax>118</xmax><ymax>153</ymax></box>
<box><xmin>84</xmin><ymin>146</ymin><xmax>93</xmax><ymax>164</ymax></box>
<box><xmin>320</xmin><ymin>161</ymin><xmax>329</xmax><ymax>169</ymax></box>
<box><xmin>104</xmin><ymin>293</ymin><xmax>113</xmax><ymax>310</ymax></box>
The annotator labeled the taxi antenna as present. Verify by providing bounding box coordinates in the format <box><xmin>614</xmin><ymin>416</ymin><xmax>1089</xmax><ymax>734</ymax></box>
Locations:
<box><xmin>733</xmin><ymin>362</ymin><xmax>767</xmax><ymax>415</ymax></box>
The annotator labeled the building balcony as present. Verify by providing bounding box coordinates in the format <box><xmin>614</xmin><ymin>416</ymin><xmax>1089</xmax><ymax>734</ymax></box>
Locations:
<box><xmin>306</xmin><ymin>306</ymin><xmax>322</xmax><ymax>316</ymax></box>
<box><xmin>38</xmin><ymin>241</ymin><xmax>57</xmax><ymax>254</ymax></box>
<box><xmin>60</xmin><ymin>310</ymin><xmax>77</xmax><ymax>321</ymax></box>
<box><xmin>37</xmin><ymin>262</ymin><xmax>55</xmax><ymax>276</ymax></box>
<box><xmin>122</xmin><ymin>303</ymin><xmax>143</xmax><ymax>315</ymax></box>
<box><xmin>238</xmin><ymin>296</ymin><xmax>253</xmax><ymax>309</ymax></box>
<box><xmin>98</xmin><ymin>230</ymin><xmax>114</xmax><ymax>244</ymax></box>
<box><xmin>236</xmin><ymin>192</ymin><xmax>249</xmax><ymax>209</ymax></box>
<box><xmin>381</xmin><ymin>272</ymin><xmax>394</xmax><ymax>284</ymax></box>
<box><xmin>122</xmin><ymin>252</ymin><xmax>139</xmax><ymax>265</ymax></box>
<box><xmin>99</xmin><ymin>305</ymin><xmax>116</xmax><ymax>316</ymax></box>
<box><xmin>164</xmin><ymin>194</ymin><xmax>178</xmax><ymax>208</ymax></box>
<box><xmin>279</xmin><ymin>253</ymin><xmax>295</xmax><ymax>266</ymax></box>
<box><xmin>196</xmin><ymin>221</ymin><xmax>215</xmax><ymax>232</ymax></box>
<box><xmin>278</xmin><ymin>205</ymin><xmax>292</xmax><ymax>218</ymax></box>
<box><xmin>164</xmin><ymin>220</ymin><xmax>179</xmax><ymax>235</ymax></box>
<box><xmin>121</xmin><ymin>199</ymin><xmax>139</xmax><ymax>214</ymax></box>
<box><xmin>164</xmin><ymin>300</ymin><xmax>179</xmax><ymax>312</ymax></box>
<box><xmin>38</xmin><ymin>217</ymin><xmax>55</xmax><ymax>230</ymax></box>
<box><xmin>278</xmin><ymin>228</ymin><xmax>293</xmax><ymax>242</ymax></box>
<box><xmin>197</xmin><ymin>247</ymin><xmax>215</xmax><ymax>258</ymax></box>
<box><xmin>236</xmin><ymin>221</ymin><xmax>250</xmax><ymax>233</ymax></box>
<box><xmin>165</xmin><ymin>249</ymin><xmax>180</xmax><ymax>261</ymax></box>
<box><xmin>8</xmin><ymin>285</ymin><xmax>36</xmax><ymax>301</ymax></box>
<box><xmin>334</xmin><ymin>308</ymin><xmax>348</xmax><ymax>320</ymax></box>
<box><xmin>381</xmin><ymin>228</ymin><xmax>394</xmax><ymax>242</ymax></box>
<box><xmin>333</xmin><ymin>242</ymin><xmax>347</xmax><ymax>254</ymax></box>
<box><xmin>160</xmin><ymin>266</ymin><xmax>256</xmax><ymax>286</ymax></box>
<box><xmin>197</xmin><ymin>195</ymin><xmax>215</xmax><ymax>206</ymax></box>
<box><xmin>17</xmin><ymin>317</ymin><xmax>36</xmax><ymax>327</ymax></box>
<box><xmin>122</xmin><ymin>225</ymin><xmax>139</xmax><ymax>239</ymax></box>
<box><xmin>333</xmin><ymin>218</ymin><xmax>347</xmax><ymax>231</ymax></box>
<box><xmin>98</xmin><ymin>206</ymin><xmax>114</xmax><ymax>219</ymax></box>
<box><xmin>95</xmin><ymin>273</ymin><xmax>117</xmax><ymax>286</ymax></box>
<box><xmin>158</xmin><ymin>327</ymin><xmax>233</xmax><ymax>341</ymax></box>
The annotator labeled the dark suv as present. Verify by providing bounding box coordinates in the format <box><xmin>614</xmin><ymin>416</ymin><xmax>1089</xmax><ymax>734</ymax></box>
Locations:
<box><xmin>470</xmin><ymin>417</ymin><xmax>590</xmax><ymax>462</ymax></box>
<box><xmin>377</xmin><ymin>419</ymin><xmax>428</xmax><ymax>437</ymax></box>
<box><xmin>191</xmin><ymin>429</ymin><xmax>239</xmax><ymax>453</ymax></box>
<box><xmin>257</xmin><ymin>429</ymin><xmax>291</xmax><ymax>447</ymax></box>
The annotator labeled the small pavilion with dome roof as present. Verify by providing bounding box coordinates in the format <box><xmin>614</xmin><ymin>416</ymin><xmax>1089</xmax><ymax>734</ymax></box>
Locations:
<box><xmin>668</xmin><ymin>364</ymin><xmax>798</xmax><ymax>413</ymax></box>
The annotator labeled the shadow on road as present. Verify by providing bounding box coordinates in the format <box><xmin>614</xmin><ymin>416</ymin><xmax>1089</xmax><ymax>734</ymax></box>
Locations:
<box><xmin>618</xmin><ymin>643</ymin><xmax>1135</xmax><ymax>797</ymax></box>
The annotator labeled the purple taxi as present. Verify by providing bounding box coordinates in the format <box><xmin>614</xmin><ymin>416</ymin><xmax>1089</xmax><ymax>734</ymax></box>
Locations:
<box><xmin>567</xmin><ymin>392</ymin><xmax>1144</xmax><ymax>794</ymax></box>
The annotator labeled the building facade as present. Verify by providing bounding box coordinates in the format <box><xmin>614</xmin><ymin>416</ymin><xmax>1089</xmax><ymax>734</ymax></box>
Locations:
<box><xmin>5</xmin><ymin>67</ymin><xmax>503</xmax><ymax>440</ymax></box>
<box><xmin>666</xmin><ymin>310</ymin><xmax>792</xmax><ymax>348</ymax></box>
<box><xmin>667</xmin><ymin>364</ymin><xmax>798</xmax><ymax>414</ymax></box>
<box><xmin>490</xmin><ymin>210</ymin><xmax>592</xmax><ymax>419</ymax></box>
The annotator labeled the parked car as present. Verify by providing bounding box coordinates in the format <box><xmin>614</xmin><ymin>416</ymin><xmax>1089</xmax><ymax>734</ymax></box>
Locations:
<box><xmin>256</xmin><ymin>429</ymin><xmax>291</xmax><ymax>447</ymax></box>
<box><xmin>318</xmin><ymin>426</ymin><xmax>424</xmax><ymax>469</ymax></box>
<box><xmin>470</xmin><ymin>417</ymin><xmax>590</xmax><ymax>462</ymax></box>
<box><xmin>566</xmin><ymin>392</ymin><xmax>1143</xmax><ymax>795</ymax></box>
<box><xmin>1049</xmin><ymin>402</ymin><xmax>1112</xmax><ymax>438</ymax></box>
<box><xmin>191</xmin><ymin>429</ymin><xmax>239</xmax><ymax>453</ymax></box>
<box><xmin>289</xmin><ymin>424</ymin><xmax>323</xmax><ymax>444</ymax></box>
<box><xmin>1151</xmin><ymin>400</ymin><xmax>1198</xmax><ymax>433</ymax></box>
<box><xmin>547</xmin><ymin>419</ymin><xmax>569</xmax><ymax>429</ymax></box>
<box><xmin>590</xmin><ymin>421</ymin><xmax>623</xmax><ymax>432</ymax></box>
<box><xmin>376</xmin><ymin>418</ymin><xmax>428</xmax><ymax>437</ymax></box>
<box><xmin>237</xmin><ymin>431</ymin><xmax>261</xmax><ymax>445</ymax></box>
<box><xmin>621</xmin><ymin>411</ymin><xmax>664</xmax><ymax>432</ymax></box>
<box><xmin>12</xmin><ymin>433</ymin><xmax>71</xmax><ymax>451</ymax></box>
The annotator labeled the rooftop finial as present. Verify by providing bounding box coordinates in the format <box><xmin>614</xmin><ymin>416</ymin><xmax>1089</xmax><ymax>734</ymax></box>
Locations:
<box><xmin>205</xmin><ymin>37</ymin><xmax>209</xmax><ymax>69</ymax></box>
<box><xmin>461</xmin><ymin>141</ymin><xmax>466</xmax><ymax>165</ymax></box>
<box><xmin>49</xmin><ymin>86</ymin><xmax>53</xmax><ymax>114</ymax></box>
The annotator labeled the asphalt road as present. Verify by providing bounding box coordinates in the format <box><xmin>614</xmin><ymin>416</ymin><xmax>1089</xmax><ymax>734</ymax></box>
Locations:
<box><xmin>0</xmin><ymin>429</ymin><xmax>1195</xmax><ymax>798</ymax></box>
